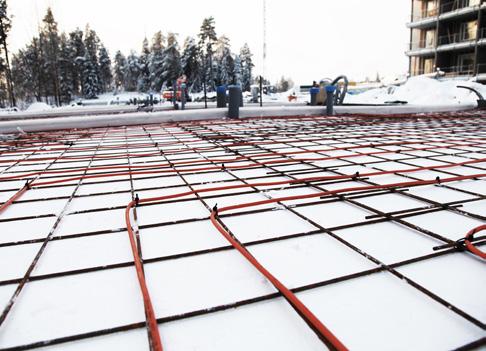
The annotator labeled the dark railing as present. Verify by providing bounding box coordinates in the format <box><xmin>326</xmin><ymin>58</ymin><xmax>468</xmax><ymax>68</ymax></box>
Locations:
<box><xmin>411</xmin><ymin>65</ymin><xmax>476</xmax><ymax>77</ymax></box>
<box><xmin>439</xmin><ymin>64</ymin><xmax>475</xmax><ymax>76</ymax></box>
<box><xmin>440</xmin><ymin>0</ymin><xmax>480</xmax><ymax>14</ymax></box>
<box><xmin>438</xmin><ymin>32</ymin><xmax>476</xmax><ymax>45</ymax></box>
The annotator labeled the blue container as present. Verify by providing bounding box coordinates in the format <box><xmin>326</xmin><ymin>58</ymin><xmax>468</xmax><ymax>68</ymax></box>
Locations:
<box><xmin>325</xmin><ymin>85</ymin><xmax>337</xmax><ymax>93</ymax></box>
<box><xmin>309</xmin><ymin>87</ymin><xmax>320</xmax><ymax>106</ymax></box>
<box><xmin>216</xmin><ymin>86</ymin><xmax>227</xmax><ymax>108</ymax></box>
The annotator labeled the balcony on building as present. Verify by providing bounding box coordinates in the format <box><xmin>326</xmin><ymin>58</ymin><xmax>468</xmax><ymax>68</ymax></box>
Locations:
<box><xmin>408</xmin><ymin>0</ymin><xmax>439</xmax><ymax>28</ymax></box>
<box><xmin>408</xmin><ymin>0</ymin><xmax>485</xmax><ymax>28</ymax></box>
<box><xmin>437</xmin><ymin>17</ymin><xmax>479</xmax><ymax>51</ymax></box>
<box><xmin>406</xmin><ymin>41</ymin><xmax>436</xmax><ymax>56</ymax></box>
<box><xmin>406</xmin><ymin>26</ymin><xmax>437</xmax><ymax>56</ymax></box>
<box><xmin>439</xmin><ymin>0</ymin><xmax>483</xmax><ymax>21</ymax></box>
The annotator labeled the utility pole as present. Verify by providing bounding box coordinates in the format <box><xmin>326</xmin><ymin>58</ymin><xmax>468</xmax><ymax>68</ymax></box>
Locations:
<box><xmin>263</xmin><ymin>0</ymin><xmax>267</xmax><ymax>80</ymax></box>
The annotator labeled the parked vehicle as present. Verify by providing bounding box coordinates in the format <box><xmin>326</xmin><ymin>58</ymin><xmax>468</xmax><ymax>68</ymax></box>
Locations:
<box><xmin>162</xmin><ymin>90</ymin><xmax>192</xmax><ymax>102</ymax></box>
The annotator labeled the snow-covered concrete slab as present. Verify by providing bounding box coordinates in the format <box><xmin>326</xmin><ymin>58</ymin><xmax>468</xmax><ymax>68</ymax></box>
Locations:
<box><xmin>0</xmin><ymin>268</ymin><xmax>146</xmax><ymax>349</ymax></box>
<box><xmin>294</xmin><ymin>202</ymin><xmax>373</xmax><ymax>229</ymax></box>
<box><xmin>298</xmin><ymin>272</ymin><xmax>485</xmax><ymax>351</ymax></box>
<box><xmin>158</xmin><ymin>298</ymin><xmax>325</xmax><ymax>351</ymax></box>
<box><xmin>335</xmin><ymin>222</ymin><xmax>441</xmax><ymax>264</ymax></box>
<box><xmin>404</xmin><ymin>210</ymin><xmax>485</xmax><ymax>241</ymax></box>
<box><xmin>221</xmin><ymin>209</ymin><xmax>318</xmax><ymax>242</ymax></box>
<box><xmin>144</xmin><ymin>250</ymin><xmax>277</xmax><ymax>317</ymax></box>
<box><xmin>398</xmin><ymin>253</ymin><xmax>486</xmax><ymax>322</ymax></box>
<box><xmin>1</xmin><ymin>114</ymin><xmax>484</xmax><ymax>351</ymax></box>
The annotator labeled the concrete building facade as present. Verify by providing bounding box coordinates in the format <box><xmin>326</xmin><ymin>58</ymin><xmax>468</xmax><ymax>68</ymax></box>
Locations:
<box><xmin>407</xmin><ymin>0</ymin><xmax>486</xmax><ymax>81</ymax></box>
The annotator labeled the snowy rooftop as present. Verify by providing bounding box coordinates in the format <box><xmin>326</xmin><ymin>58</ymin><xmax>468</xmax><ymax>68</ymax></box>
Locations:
<box><xmin>0</xmin><ymin>114</ymin><xmax>485</xmax><ymax>350</ymax></box>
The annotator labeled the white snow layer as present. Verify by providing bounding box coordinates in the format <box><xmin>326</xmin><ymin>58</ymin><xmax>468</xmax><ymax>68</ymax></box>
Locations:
<box><xmin>25</xmin><ymin>102</ymin><xmax>53</xmax><ymax>112</ymax></box>
<box><xmin>346</xmin><ymin>76</ymin><xmax>486</xmax><ymax>105</ymax></box>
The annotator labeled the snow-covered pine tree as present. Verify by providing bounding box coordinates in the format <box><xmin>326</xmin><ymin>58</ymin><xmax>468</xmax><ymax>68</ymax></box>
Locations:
<box><xmin>28</xmin><ymin>37</ymin><xmax>46</xmax><ymax>101</ymax></box>
<box><xmin>239</xmin><ymin>43</ymin><xmax>254</xmax><ymax>91</ymax></box>
<box><xmin>276</xmin><ymin>76</ymin><xmax>293</xmax><ymax>92</ymax></box>
<box><xmin>125</xmin><ymin>51</ymin><xmax>140</xmax><ymax>91</ymax></box>
<box><xmin>40</xmin><ymin>8</ymin><xmax>61</xmax><ymax>105</ymax></box>
<box><xmin>67</xmin><ymin>28</ymin><xmax>85</xmax><ymax>97</ymax></box>
<box><xmin>233</xmin><ymin>54</ymin><xmax>242</xmax><ymax>86</ymax></box>
<box><xmin>58</xmin><ymin>33</ymin><xmax>74</xmax><ymax>104</ymax></box>
<box><xmin>113</xmin><ymin>50</ymin><xmax>127</xmax><ymax>91</ymax></box>
<box><xmin>215</xmin><ymin>35</ymin><xmax>234</xmax><ymax>86</ymax></box>
<box><xmin>11</xmin><ymin>51</ymin><xmax>33</xmax><ymax>102</ymax></box>
<box><xmin>77</xmin><ymin>51</ymin><xmax>99</xmax><ymax>99</ymax></box>
<box><xmin>98</xmin><ymin>44</ymin><xmax>112</xmax><ymax>93</ymax></box>
<box><xmin>137</xmin><ymin>38</ymin><xmax>150</xmax><ymax>92</ymax></box>
<box><xmin>28</xmin><ymin>38</ymin><xmax>45</xmax><ymax>101</ymax></box>
<box><xmin>161</xmin><ymin>33</ymin><xmax>181</xmax><ymax>87</ymax></box>
<box><xmin>198</xmin><ymin>17</ymin><xmax>217</xmax><ymax>90</ymax></box>
<box><xmin>181</xmin><ymin>36</ymin><xmax>201</xmax><ymax>92</ymax></box>
<box><xmin>84</xmin><ymin>26</ymin><xmax>101</xmax><ymax>95</ymax></box>
<box><xmin>149</xmin><ymin>31</ymin><xmax>165</xmax><ymax>92</ymax></box>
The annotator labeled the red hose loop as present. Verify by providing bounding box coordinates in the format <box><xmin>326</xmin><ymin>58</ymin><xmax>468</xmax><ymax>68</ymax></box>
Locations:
<box><xmin>210</xmin><ymin>211</ymin><xmax>348</xmax><ymax>350</ymax></box>
<box><xmin>125</xmin><ymin>201</ymin><xmax>163</xmax><ymax>351</ymax></box>
<box><xmin>0</xmin><ymin>183</ymin><xmax>30</xmax><ymax>215</ymax></box>
<box><xmin>464</xmin><ymin>225</ymin><xmax>486</xmax><ymax>259</ymax></box>
<box><xmin>123</xmin><ymin>173</ymin><xmax>484</xmax><ymax>350</ymax></box>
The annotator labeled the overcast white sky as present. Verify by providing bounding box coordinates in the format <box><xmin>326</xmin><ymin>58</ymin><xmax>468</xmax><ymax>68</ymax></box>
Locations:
<box><xmin>9</xmin><ymin>0</ymin><xmax>411</xmax><ymax>83</ymax></box>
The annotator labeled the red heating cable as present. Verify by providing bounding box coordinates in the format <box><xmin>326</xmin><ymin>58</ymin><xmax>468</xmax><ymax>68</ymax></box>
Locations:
<box><xmin>125</xmin><ymin>200</ymin><xmax>163</xmax><ymax>351</ymax></box>
<box><xmin>125</xmin><ymin>172</ymin><xmax>485</xmax><ymax>350</ymax></box>
<box><xmin>464</xmin><ymin>225</ymin><xmax>486</xmax><ymax>259</ymax></box>
<box><xmin>2</xmin><ymin>140</ymin><xmax>484</xmax><ymax>183</ymax></box>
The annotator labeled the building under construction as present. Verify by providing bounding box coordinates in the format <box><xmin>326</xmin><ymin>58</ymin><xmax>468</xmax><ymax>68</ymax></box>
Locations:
<box><xmin>407</xmin><ymin>0</ymin><xmax>486</xmax><ymax>81</ymax></box>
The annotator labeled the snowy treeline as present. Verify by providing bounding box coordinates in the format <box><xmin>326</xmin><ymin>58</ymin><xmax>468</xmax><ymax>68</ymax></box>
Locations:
<box><xmin>9</xmin><ymin>10</ymin><xmax>254</xmax><ymax>106</ymax></box>
<box><xmin>113</xmin><ymin>17</ymin><xmax>254</xmax><ymax>96</ymax></box>
<box><xmin>11</xmin><ymin>9</ymin><xmax>112</xmax><ymax>105</ymax></box>
<box><xmin>0</xmin><ymin>0</ymin><xmax>15</xmax><ymax>107</ymax></box>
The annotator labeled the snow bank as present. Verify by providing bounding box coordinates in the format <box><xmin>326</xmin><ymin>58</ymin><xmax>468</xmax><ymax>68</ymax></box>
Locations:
<box><xmin>26</xmin><ymin>102</ymin><xmax>53</xmax><ymax>112</ymax></box>
<box><xmin>0</xmin><ymin>107</ymin><xmax>19</xmax><ymax>115</ymax></box>
<box><xmin>346</xmin><ymin>77</ymin><xmax>486</xmax><ymax>105</ymax></box>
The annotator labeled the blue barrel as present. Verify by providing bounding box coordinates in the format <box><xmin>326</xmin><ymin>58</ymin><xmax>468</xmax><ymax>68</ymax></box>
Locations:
<box><xmin>309</xmin><ymin>87</ymin><xmax>320</xmax><ymax>106</ymax></box>
<box><xmin>325</xmin><ymin>85</ymin><xmax>336</xmax><ymax>93</ymax></box>
<box><xmin>217</xmin><ymin>86</ymin><xmax>226</xmax><ymax>108</ymax></box>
